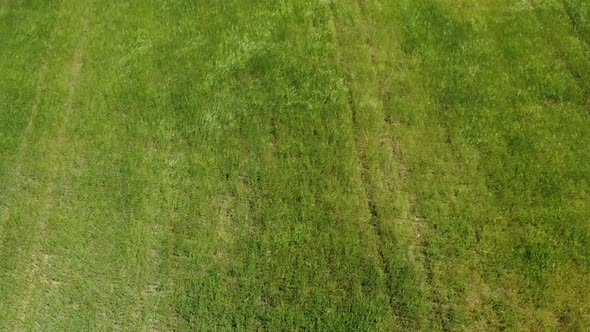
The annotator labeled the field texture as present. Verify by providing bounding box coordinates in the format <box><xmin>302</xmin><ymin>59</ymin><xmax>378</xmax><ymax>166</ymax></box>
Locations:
<box><xmin>1</xmin><ymin>0</ymin><xmax>589</xmax><ymax>330</ymax></box>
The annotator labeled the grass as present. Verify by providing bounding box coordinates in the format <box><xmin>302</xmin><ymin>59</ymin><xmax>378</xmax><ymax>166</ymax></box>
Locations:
<box><xmin>0</xmin><ymin>0</ymin><xmax>589</xmax><ymax>330</ymax></box>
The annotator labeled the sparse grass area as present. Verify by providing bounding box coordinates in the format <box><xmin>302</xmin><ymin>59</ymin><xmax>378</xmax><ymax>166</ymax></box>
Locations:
<box><xmin>1</xmin><ymin>0</ymin><xmax>589</xmax><ymax>330</ymax></box>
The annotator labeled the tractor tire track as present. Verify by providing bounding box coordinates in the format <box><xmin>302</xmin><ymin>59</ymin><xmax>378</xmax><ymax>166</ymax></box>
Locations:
<box><xmin>353</xmin><ymin>1</ymin><xmax>436</xmax><ymax>327</ymax></box>
<box><xmin>11</xmin><ymin>7</ymin><xmax>65</xmax><ymax>183</ymax></box>
<box><xmin>0</xmin><ymin>0</ymin><xmax>7</xmax><ymax>16</ymax></box>
<box><xmin>528</xmin><ymin>0</ymin><xmax>590</xmax><ymax>108</ymax></box>
<box><xmin>559</xmin><ymin>0</ymin><xmax>590</xmax><ymax>48</ymax></box>
<box><xmin>0</xmin><ymin>5</ymin><xmax>64</xmax><ymax>240</ymax></box>
<box><xmin>328</xmin><ymin>2</ymin><xmax>397</xmax><ymax>321</ymax></box>
<box><xmin>16</xmin><ymin>14</ymin><xmax>90</xmax><ymax>327</ymax></box>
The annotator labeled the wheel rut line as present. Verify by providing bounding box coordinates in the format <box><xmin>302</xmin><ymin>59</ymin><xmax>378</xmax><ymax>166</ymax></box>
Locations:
<box><xmin>329</xmin><ymin>2</ymin><xmax>397</xmax><ymax>320</ymax></box>
<box><xmin>386</xmin><ymin>134</ymin><xmax>437</xmax><ymax>327</ymax></box>
<box><xmin>16</xmin><ymin>14</ymin><xmax>90</xmax><ymax>326</ymax></box>
<box><xmin>139</xmin><ymin>147</ymin><xmax>164</xmax><ymax>332</ymax></box>
<box><xmin>269</xmin><ymin>111</ymin><xmax>278</xmax><ymax>151</ymax></box>
<box><xmin>11</xmin><ymin>6</ymin><xmax>65</xmax><ymax>181</ymax></box>
<box><xmin>138</xmin><ymin>145</ymin><xmax>181</xmax><ymax>332</ymax></box>
<box><xmin>527</xmin><ymin>0</ymin><xmax>590</xmax><ymax>108</ymax></box>
<box><xmin>354</xmin><ymin>0</ymin><xmax>437</xmax><ymax>324</ymax></box>
<box><xmin>0</xmin><ymin>6</ymin><xmax>65</xmax><ymax>240</ymax></box>
<box><xmin>0</xmin><ymin>0</ymin><xmax>7</xmax><ymax>16</ymax></box>
<box><xmin>143</xmin><ymin>142</ymin><xmax>187</xmax><ymax>331</ymax></box>
<box><xmin>558</xmin><ymin>0</ymin><xmax>590</xmax><ymax>48</ymax></box>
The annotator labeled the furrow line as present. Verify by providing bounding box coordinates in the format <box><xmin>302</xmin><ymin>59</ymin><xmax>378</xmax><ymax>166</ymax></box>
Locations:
<box><xmin>328</xmin><ymin>2</ymin><xmax>397</xmax><ymax>319</ymax></box>
<box><xmin>16</xmin><ymin>14</ymin><xmax>90</xmax><ymax>326</ymax></box>
<box><xmin>559</xmin><ymin>0</ymin><xmax>590</xmax><ymax>48</ymax></box>
<box><xmin>528</xmin><ymin>0</ymin><xmax>590</xmax><ymax>108</ymax></box>
<box><xmin>0</xmin><ymin>5</ymin><xmax>65</xmax><ymax>240</ymax></box>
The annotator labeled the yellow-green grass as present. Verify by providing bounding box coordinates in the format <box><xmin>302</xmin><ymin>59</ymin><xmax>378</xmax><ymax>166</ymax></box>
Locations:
<box><xmin>0</xmin><ymin>0</ymin><xmax>588</xmax><ymax>330</ymax></box>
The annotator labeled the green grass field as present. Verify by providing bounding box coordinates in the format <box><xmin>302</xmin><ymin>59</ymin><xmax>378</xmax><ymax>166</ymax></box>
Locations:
<box><xmin>1</xmin><ymin>0</ymin><xmax>589</xmax><ymax>330</ymax></box>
